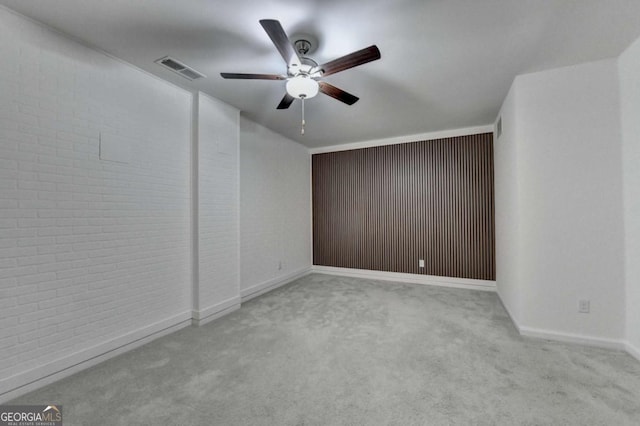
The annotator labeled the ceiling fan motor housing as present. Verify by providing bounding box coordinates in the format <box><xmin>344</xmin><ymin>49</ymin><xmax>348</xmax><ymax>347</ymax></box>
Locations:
<box><xmin>286</xmin><ymin>56</ymin><xmax>321</xmax><ymax>99</ymax></box>
<box><xmin>288</xmin><ymin>56</ymin><xmax>319</xmax><ymax>77</ymax></box>
<box><xmin>220</xmin><ymin>19</ymin><xmax>380</xmax><ymax>109</ymax></box>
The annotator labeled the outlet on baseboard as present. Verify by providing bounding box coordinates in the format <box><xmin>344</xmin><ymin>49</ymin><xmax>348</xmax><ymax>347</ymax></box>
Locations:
<box><xmin>578</xmin><ymin>300</ymin><xmax>590</xmax><ymax>314</ymax></box>
<box><xmin>419</xmin><ymin>259</ymin><xmax>425</xmax><ymax>268</ymax></box>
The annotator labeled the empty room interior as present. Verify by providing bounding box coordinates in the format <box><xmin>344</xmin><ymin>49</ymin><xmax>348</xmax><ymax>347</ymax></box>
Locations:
<box><xmin>1</xmin><ymin>0</ymin><xmax>640</xmax><ymax>424</ymax></box>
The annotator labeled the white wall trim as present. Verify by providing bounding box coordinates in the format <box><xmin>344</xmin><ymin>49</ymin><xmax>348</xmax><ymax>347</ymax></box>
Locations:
<box><xmin>518</xmin><ymin>326</ymin><xmax>626</xmax><ymax>351</ymax></box>
<box><xmin>192</xmin><ymin>296</ymin><xmax>241</xmax><ymax>327</ymax></box>
<box><xmin>0</xmin><ymin>311</ymin><xmax>192</xmax><ymax>404</ymax></box>
<box><xmin>308</xmin><ymin>152</ymin><xmax>314</xmax><ymax>268</ymax></box>
<box><xmin>497</xmin><ymin>290</ymin><xmax>631</xmax><ymax>353</ymax></box>
<box><xmin>241</xmin><ymin>267</ymin><xmax>312</xmax><ymax>303</ymax></box>
<box><xmin>235</xmin><ymin>106</ymin><xmax>242</xmax><ymax>305</ymax></box>
<box><xmin>625</xmin><ymin>342</ymin><xmax>640</xmax><ymax>362</ymax></box>
<box><xmin>191</xmin><ymin>92</ymin><xmax>200</xmax><ymax>315</ymax></box>
<box><xmin>496</xmin><ymin>289</ymin><xmax>522</xmax><ymax>332</ymax></box>
<box><xmin>311</xmin><ymin>265</ymin><xmax>496</xmax><ymax>291</ymax></box>
<box><xmin>309</xmin><ymin>125</ymin><xmax>494</xmax><ymax>154</ymax></box>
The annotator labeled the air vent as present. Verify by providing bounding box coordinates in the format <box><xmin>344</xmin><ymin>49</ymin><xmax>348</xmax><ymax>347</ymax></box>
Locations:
<box><xmin>155</xmin><ymin>56</ymin><xmax>206</xmax><ymax>81</ymax></box>
<box><xmin>179</xmin><ymin>68</ymin><xmax>204</xmax><ymax>81</ymax></box>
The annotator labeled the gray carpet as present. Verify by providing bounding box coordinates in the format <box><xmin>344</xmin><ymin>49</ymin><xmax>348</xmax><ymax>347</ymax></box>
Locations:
<box><xmin>11</xmin><ymin>274</ymin><xmax>640</xmax><ymax>425</ymax></box>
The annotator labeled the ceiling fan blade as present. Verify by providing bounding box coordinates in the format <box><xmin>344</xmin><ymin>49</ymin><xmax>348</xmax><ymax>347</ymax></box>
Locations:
<box><xmin>259</xmin><ymin>19</ymin><xmax>301</xmax><ymax>68</ymax></box>
<box><xmin>318</xmin><ymin>82</ymin><xmax>359</xmax><ymax>105</ymax></box>
<box><xmin>277</xmin><ymin>93</ymin><xmax>296</xmax><ymax>109</ymax></box>
<box><xmin>220</xmin><ymin>72</ymin><xmax>285</xmax><ymax>80</ymax></box>
<box><xmin>316</xmin><ymin>45</ymin><xmax>381</xmax><ymax>77</ymax></box>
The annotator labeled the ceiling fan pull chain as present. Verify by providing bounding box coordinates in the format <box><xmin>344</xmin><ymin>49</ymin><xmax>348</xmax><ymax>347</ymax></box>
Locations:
<box><xmin>301</xmin><ymin>95</ymin><xmax>306</xmax><ymax>135</ymax></box>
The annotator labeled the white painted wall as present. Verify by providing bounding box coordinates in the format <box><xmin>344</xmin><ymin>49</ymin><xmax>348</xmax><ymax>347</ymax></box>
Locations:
<box><xmin>619</xmin><ymin>36</ymin><xmax>640</xmax><ymax>358</ymax></box>
<box><xmin>0</xmin><ymin>8</ymin><xmax>192</xmax><ymax>398</ymax></box>
<box><xmin>239</xmin><ymin>117</ymin><xmax>311</xmax><ymax>300</ymax></box>
<box><xmin>4</xmin><ymin>0</ymin><xmax>634</xmax><ymax>403</ymax></box>
<box><xmin>495</xmin><ymin>59</ymin><xmax>626</xmax><ymax>344</ymax></box>
<box><xmin>493</xmin><ymin>84</ymin><xmax>524</xmax><ymax>324</ymax></box>
<box><xmin>194</xmin><ymin>93</ymin><xmax>240</xmax><ymax>324</ymax></box>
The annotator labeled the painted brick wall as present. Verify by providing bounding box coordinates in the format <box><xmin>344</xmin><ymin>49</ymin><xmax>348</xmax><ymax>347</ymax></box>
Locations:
<box><xmin>239</xmin><ymin>117</ymin><xmax>311</xmax><ymax>298</ymax></box>
<box><xmin>195</xmin><ymin>93</ymin><xmax>240</xmax><ymax>318</ymax></box>
<box><xmin>0</xmin><ymin>9</ymin><xmax>192</xmax><ymax>395</ymax></box>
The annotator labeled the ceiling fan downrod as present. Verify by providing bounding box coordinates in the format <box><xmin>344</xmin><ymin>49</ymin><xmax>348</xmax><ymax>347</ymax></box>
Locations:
<box><xmin>295</xmin><ymin>39</ymin><xmax>311</xmax><ymax>56</ymax></box>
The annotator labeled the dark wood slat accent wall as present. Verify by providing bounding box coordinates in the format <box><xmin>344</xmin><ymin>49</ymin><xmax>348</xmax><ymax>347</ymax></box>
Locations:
<box><xmin>312</xmin><ymin>133</ymin><xmax>495</xmax><ymax>280</ymax></box>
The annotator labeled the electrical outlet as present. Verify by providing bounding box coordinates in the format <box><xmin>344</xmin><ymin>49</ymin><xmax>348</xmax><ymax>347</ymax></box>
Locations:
<box><xmin>419</xmin><ymin>259</ymin><xmax>425</xmax><ymax>268</ymax></box>
<box><xmin>578</xmin><ymin>300</ymin><xmax>590</xmax><ymax>314</ymax></box>
<box><xmin>278</xmin><ymin>261</ymin><xmax>282</xmax><ymax>271</ymax></box>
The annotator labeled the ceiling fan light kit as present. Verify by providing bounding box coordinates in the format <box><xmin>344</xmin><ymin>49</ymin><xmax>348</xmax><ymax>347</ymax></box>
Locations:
<box><xmin>286</xmin><ymin>76</ymin><xmax>319</xmax><ymax>99</ymax></box>
<box><xmin>221</xmin><ymin>19</ymin><xmax>381</xmax><ymax>134</ymax></box>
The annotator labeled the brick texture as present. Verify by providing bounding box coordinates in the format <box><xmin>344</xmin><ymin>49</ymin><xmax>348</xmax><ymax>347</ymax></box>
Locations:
<box><xmin>196</xmin><ymin>94</ymin><xmax>240</xmax><ymax>311</ymax></box>
<box><xmin>0</xmin><ymin>9</ymin><xmax>192</xmax><ymax>386</ymax></box>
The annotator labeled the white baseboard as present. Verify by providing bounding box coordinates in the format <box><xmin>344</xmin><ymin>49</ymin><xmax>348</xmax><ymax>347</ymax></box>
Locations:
<box><xmin>517</xmin><ymin>326</ymin><xmax>626</xmax><ymax>351</ymax></box>
<box><xmin>311</xmin><ymin>265</ymin><xmax>496</xmax><ymax>292</ymax></box>
<box><xmin>241</xmin><ymin>267</ymin><xmax>311</xmax><ymax>303</ymax></box>
<box><xmin>495</xmin><ymin>292</ymin><xmax>630</xmax><ymax>353</ymax></box>
<box><xmin>495</xmin><ymin>290</ymin><xmax>522</xmax><ymax>333</ymax></box>
<box><xmin>0</xmin><ymin>269</ymin><xmax>311</xmax><ymax>402</ymax></box>
<box><xmin>192</xmin><ymin>296</ymin><xmax>241</xmax><ymax>327</ymax></box>
<box><xmin>0</xmin><ymin>311</ymin><xmax>192</xmax><ymax>404</ymax></box>
<box><xmin>625</xmin><ymin>341</ymin><xmax>640</xmax><ymax>362</ymax></box>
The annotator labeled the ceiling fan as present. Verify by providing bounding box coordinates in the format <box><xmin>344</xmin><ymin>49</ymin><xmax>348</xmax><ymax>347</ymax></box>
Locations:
<box><xmin>220</xmin><ymin>19</ymin><xmax>381</xmax><ymax>133</ymax></box>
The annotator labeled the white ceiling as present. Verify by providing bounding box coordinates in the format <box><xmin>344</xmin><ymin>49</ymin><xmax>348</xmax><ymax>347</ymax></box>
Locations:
<box><xmin>2</xmin><ymin>0</ymin><xmax>640</xmax><ymax>147</ymax></box>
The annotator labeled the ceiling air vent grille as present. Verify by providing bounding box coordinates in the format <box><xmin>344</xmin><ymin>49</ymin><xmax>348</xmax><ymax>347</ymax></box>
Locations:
<box><xmin>155</xmin><ymin>56</ymin><xmax>205</xmax><ymax>81</ymax></box>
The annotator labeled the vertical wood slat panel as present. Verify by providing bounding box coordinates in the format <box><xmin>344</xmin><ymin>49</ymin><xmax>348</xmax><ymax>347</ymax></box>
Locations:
<box><xmin>312</xmin><ymin>132</ymin><xmax>495</xmax><ymax>281</ymax></box>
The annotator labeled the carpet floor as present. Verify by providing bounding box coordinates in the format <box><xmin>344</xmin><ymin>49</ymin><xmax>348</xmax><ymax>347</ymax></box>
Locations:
<box><xmin>11</xmin><ymin>273</ymin><xmax>640</xmax><ymax>425</ymax></box>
